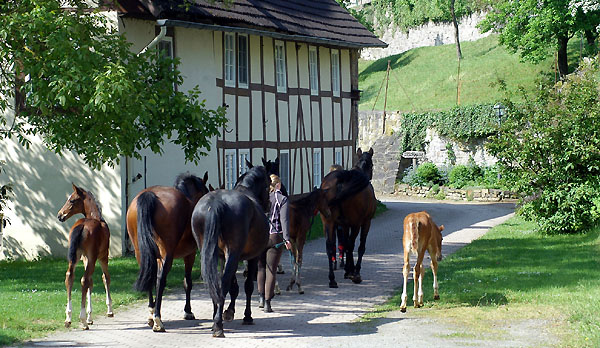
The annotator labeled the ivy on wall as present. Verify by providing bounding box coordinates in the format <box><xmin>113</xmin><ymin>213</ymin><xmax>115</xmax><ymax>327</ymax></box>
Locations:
<box><xmin>396</xmin><ymin>103</ymin><xmax>500</xmax><ymax>154</ymax></box>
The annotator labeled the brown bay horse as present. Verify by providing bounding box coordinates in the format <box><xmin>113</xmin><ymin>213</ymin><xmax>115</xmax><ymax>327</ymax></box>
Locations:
<box><xmin>286</xmin><ymin>187</ymin><xmax>328</xmax><ymax>294</ymax></box>
<box><xmin>126</xmin><ymin>172</ymin><xmax>209</xmax><ymax>332</ymax></box>
<box><xmin>57</xmin><ymin>184</ymin><xmax>113</xmax><ymax>330</ymax></box>
<box><xmin>400</xmin><ymin>211</ymin><xmax>444</xmax><ymax>312</ymax></box>
<box><xmin>319</xmin><ymin>148</ymin><xmax>377</xmax><ymax>288</ymax></box>
<box><xmin>191</xmin><ymin>166</ymin><xmax>270</xmax><ymax>337</ymax></box>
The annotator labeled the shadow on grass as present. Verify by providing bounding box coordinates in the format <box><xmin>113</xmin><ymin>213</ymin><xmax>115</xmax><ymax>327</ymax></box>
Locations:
<box><xmin>386</xmin><ymin>221</ymin><xmax>600</xmax><ymax>308</ymax></box>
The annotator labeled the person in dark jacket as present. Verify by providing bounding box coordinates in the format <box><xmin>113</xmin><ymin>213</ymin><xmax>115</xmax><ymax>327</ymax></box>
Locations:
<box><xmin>257</xmin><ymin>174</ymin><xmax>291</xmax><ymax>312</ymax></box>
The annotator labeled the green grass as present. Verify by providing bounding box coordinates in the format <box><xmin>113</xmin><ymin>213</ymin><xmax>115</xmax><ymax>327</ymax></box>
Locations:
<box><xmin>365</xmin><ymin>216</ymin><xmax>600</xmax><ymax>347</ymax></box>
<box><xmin>0</xmin><ymin>255</ymin><xmax>201</xmax><ymax>346</ymax></box>
<box><xmin>358</xmin><ymin>34</ymin><xmax>591</xmax><ymax>112</ymax></box>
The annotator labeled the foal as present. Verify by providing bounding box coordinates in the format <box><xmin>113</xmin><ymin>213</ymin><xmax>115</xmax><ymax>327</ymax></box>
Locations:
<box><xmin>400</xmin><ymin>211</ymin><xmax>444</xmax><ymax>313</ymax></box>
<box><xmin>57</xmin><ymin>184</ymin><xmax>113</xmax><ymax>329</ymax></box>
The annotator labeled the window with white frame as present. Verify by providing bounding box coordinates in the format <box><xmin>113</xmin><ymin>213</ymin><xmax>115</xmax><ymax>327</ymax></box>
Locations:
<box><xmin>313</xmin><ymin>149</ymin><xmax>321</xmax><ymax>188</ymax></box>
<box><xmin>239</xmin><ymin>149</ymin><xmax>250</xmax><ymax>175</ymax></box>
<box><xmin>331</xmin><ymin>49</ymin><xmax>340</xmax><ymax>97</ymax></box>
<box><xmin>275</xmin><ymin>41</ymin><xmax>287</xmax><ymax>93</ymax></box>
<box><xmin>335</xmin><ymin>148</ymin><xmax>342</xmax><ymax>166</ymax></box>
<box><xmin>237</xmin><ymin>35</ymin><xmax>248</xmax><ymax>88</ymax></box>
<box><xmin>224</xmin><ymin>33</ymin><xmax>235</xmax><ymax>87</ymax></box>
<box><xmin>279</xmin><ymin>151</ymin><xmax>290</xmax><ymax>192</ymax></box>
<box><xmin>309</xmin><ymin>46</ymin><xmax>319</xmax><ymax>95</ymax></box>
<box><xmin>225</xmin><ymin>149</ymin><xmax>237</xmax><ymax>190</ymax></box>
<box><xmin>158</xmin><ymin>37</ymin><xmax>174</xmax><ymax>88</ymax></box>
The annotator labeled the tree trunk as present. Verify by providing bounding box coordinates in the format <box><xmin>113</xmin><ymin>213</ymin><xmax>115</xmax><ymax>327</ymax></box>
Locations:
<box><xmin>557</xmin><ymin>35</ymin><xmax>569</xmax><ymax>78</ymax></box>
<box><xmin>585</xmin><ymin>29</ymin><xmax>597</xmax><ymax>46</ymax></box>
<box><xmin>450</xmin><ymin>0</ymin><xmax>462</xmax><ymax>60</ymax></box>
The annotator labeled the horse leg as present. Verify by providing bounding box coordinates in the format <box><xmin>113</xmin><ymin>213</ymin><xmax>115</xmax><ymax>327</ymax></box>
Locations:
<box><xmin>418</xmin><ymin>263</ymin><xmax>425</xmax><ymax>306</ymax></box>
<box><xmin>64</xmin><ymin>260</ymin><xmax>77</xmax><ymax>328</ymax></box>
<box><xmin>286</xmin><ymin>242</ymin><xmax>297</xmax><ymax>292</ymax></box>
<box><xmin>431</xmin><ymin>258</ymin><xmax>440</xmax><ymax>300</ymax></box>
<box><xmin>152</xmin><ymin>255</ymin><xmax>173</xmax><ymax>332</ymax></box>
<box><xmin>183</xmin><ymin>253</ymin><xmax>195</xmax><ymax>320</ymax></box>
<box><xmin>296</xmin><ymin>245</ymin><xmax>305</xmax><ymax>294</ymax></box>
<box><xmin>344</xmin><ymin>227</ymin><xmax>358</xmax><ymax>280</ymax></box>
<box><xmin>353</xmin><ymin>221</ymin><xmax>371</xmax><ymax>284</ymax></box>
<box><xmin>223</xmin><ymin>276</ymin><xmax>238</xmax><ymax>322</ymax></box>
<box><xmin>323</xmin><ymin>222</ymin><xmax>338</xmax><ymax>288</ymax></box>
<box><xmin>99</xmin><ymin>257</ymin><xmax>114</xmax><ymax>317</ymax></box>
<box><xmin>400</xmin><ymin>251</ymin><xmax>410</xmax><ymax>313</ymax></box>
<box><xmin>147</xmin><ymin>290</ymin><xmax>155</xmax><ymax>327</ymax></box>
<box><xmin>413</xmin><ymin>253</ymin><xmax>425</xmax><ymax>308</ymax></box>
<box><xmin>79</xmin><ymin>256</ymin><xmax>94</xmax><ymax>330</ymax></box>
<box><xmin>336</xmin><ymin>225</ymin><xmax>346</xmax><ymax>270</ymax></box>
<box><xmin>212</xmin><ymin>253</ymin><xmax>239</xmax><ymax>337</ymax></box>
<box><xmin>242</xmin><ymin>258</ymin><xmax>258</xmax><ymax>325</ymax></box>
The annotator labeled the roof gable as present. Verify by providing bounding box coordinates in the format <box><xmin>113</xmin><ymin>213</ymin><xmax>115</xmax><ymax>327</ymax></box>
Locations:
<box><xmin>126</xmin><ymin>0</ymin><xmax>386</xmax><ymax>48</ymax></box>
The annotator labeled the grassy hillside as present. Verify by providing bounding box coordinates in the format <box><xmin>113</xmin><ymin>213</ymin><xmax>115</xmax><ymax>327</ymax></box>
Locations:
<box><xmin>358</xmin><ymin>35</ymin><xmax>554</xmax><ymax>112</ymax></box>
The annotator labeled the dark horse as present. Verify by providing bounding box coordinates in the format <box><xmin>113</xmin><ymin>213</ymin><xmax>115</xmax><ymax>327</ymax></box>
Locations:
<box><xmin>262</xmin><ymin>157</ymin><xmax>288</xmax><ymax>196</ymax></box>
<box><xmin>126</xmin><ymin>172</ymin><xmax>209</xmax><ymax>332</ymax></box>
<box><xmin>191</xmin><ymin>166</ymin><xmax>270</xmax><ymax>338</ymax></box>
<box><xmin>319</xmin><ymin>148</ymin><xmax>376</xmax><ymax>288</ymax></box>
<box><xmin>57</xmin><ymin>184</ymin><xmax>113</xmax><ymax>330</ymax></box>
<box><xmin>286</xmin><ymin>187</ymin><xmax>328</xmax><ymax>294</ymax></box>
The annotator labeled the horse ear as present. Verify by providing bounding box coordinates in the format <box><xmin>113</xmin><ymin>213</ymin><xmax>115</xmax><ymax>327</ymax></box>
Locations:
<box><xmin>368</xmin><ymin>147</ymin><xmax>374</xmax><ymax>155</ymax></box>
<box><xmin>203</xmin><ymin>171</ymin><xmax>209</xmax><ymax>184</ymax></box>
<box><xmin>208</xmin><ymin>184</ymin><xmax>215</xmax><ymax>191</ymax></box>
<box><xmin>439</xmin><ymin>225</ymin><xmax>445</xmax><ymax>232</ymax></box>
<box><xmin>262</xmin><ymin>157</ymin><xmax>267</xmax><ymax>166</ymax></box>
<box><xmin>357</xmin><ymin>148</ymin><xmax>363</xmax><ymax>156</ymax></box>
<box><xmin>274</xmin><ymin>157</ymin><xmax>279</xmax><ymax>165</ymax></box>
<box><xmin>246</xmin><ymin>159</ymin><xmax>253</xmax><ymax>169</ymax></box>
<box><xmin>72</xmin><ymin>183</ymin><xmax>82</xmax><ymax>195</ymax></box>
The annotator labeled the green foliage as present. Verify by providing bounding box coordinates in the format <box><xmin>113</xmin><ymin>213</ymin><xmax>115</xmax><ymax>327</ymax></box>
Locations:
<box><xmin>336</xmin><ymin>0</ymin><xmax>375</xmax><ymax>33</ymax></box>
<box><xmin>445</xmin><ymin>143</ymin><xmax>456</xmax><ymax>165</ymax></box>
<box><xmin>415</xmin><ymin>162</ymin><xmax>442</xmax><ymax>185</ymax></box>
<box><xmin>487</xmin><ymin>58</ymin><xmax>600</xmax><ymax>234</ymax></box>
<box><xmin>372</xmin><ymin>0</ymin><xmax>486</xmax><ymax>32</ymax></box>
<box><xmin>0</xmin><ymin>0</ymin><xmax>227</xmax><ymax>170</ymax></box>
<box><xmin>397</xmin><ymin>103</ymin><xmax>499</xmax><ymax>154</ymax></box>
<box><xmin>478</xmin><ymin>0</ymin><xmax>600</xmax><ymax>75</ymax></box>
<box><xmin>447</xmin><ymin>157</ymin><xmax>485</xmax><ymax>188</ymax></box>
<box><xmin>0</xmin><ymin>160</ymin><xmax>12</xmax><ymax>228</ymax></box>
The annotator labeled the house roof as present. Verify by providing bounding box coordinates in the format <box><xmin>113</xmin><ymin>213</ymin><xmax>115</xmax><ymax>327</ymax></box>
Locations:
<box><xmin>120</xmin><ymin>0</ymin><xmax>387</xmax><ymax>49</ymax></box>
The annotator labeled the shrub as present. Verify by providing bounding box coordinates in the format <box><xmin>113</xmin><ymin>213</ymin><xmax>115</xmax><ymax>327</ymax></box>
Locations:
<box><xmin>415</xmin><ymin>162</ymin><xmax>441</xmax><ymax>185</ymax></box>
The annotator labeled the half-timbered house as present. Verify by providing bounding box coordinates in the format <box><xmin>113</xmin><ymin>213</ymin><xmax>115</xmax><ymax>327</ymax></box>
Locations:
<box><xmin>0</xmin><ymin>0</ymin><xmax>386</xmax><ymax>259</ymax></box>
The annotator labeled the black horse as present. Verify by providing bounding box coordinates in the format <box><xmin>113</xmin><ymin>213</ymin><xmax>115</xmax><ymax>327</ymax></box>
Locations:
<box><xmin>191</xmin><ymin>166</ymin><xmax>270</xmax><ymax>338</ymax></box>
<box><xmin>262</xmin><ymin>157</ymin><xmax>288</xmax><ymax>196</ymax></box>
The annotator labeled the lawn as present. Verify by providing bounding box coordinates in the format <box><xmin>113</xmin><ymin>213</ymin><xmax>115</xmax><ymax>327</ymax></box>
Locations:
<box><xmin>366</xmin><ymin>216</ymin><xmax>600</xmax><ymax>347</ymax></box>
<box><xmin>358</xmin><ymin>34</ymin><xmax>593</xmax><ymax>112</ymax></box>
<box><xmin>0</xmin><ymin>255</ymin><xmax>201</xmax><ymax>346</ymax></box>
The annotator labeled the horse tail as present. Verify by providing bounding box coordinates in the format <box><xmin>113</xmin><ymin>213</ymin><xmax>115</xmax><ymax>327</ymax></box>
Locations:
<box><xmin>68</xmin><ymin>224</ymin><xmax>85</xmax><ymax>263</ymax></box>
<box><xmin>409</xmin><ymin>220</ymin><xmax>420</xmax><ymax>254</ymax></box>
<box><xmin>134</xmin><ymin>191</ymin><xmax>159</xmax><ymax>292</ymax></box>
<box><xmin>201</xmin><ymin>198</ymin><xmax>226</xmax><ymax>304</ymax></box>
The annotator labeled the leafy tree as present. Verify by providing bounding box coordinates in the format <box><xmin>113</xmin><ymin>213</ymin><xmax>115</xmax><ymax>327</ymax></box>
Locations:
<box><xmin>336</xmin><ymin>0</ymin><xmax>375</xmax><ymax>33</ymax></box>
<box><xmin>0</xmin><ymin>0</ymin><xmax>227</xmax><ymax>170</ymax></box>
<box><xmin>478</xmin><ymin>0</ymin><xmax>600</xmax><ymax>78</ymax></box>
<box><xmin>486</xmin><ymin>58</ymin><xmax>600</xmax><ymax>234</ymax></box>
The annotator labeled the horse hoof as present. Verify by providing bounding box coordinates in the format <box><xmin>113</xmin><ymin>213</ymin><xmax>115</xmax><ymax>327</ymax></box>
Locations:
<box><xmin>400</xmin><ymin>307</ymin><xmax>406</xmax><ymax>313</ymax></box>
<box><xmin>298</xmin><ymin>289</ymin><xmax>304</xmax><ymax>295</ymax></box>
<box><xmin>242</xmin><ymin>317</ymin><xmax>254</xmax><ymax>325</ymax></box>
<box><xmin>434</xmin><ymin>295</ymin><xmax>440</xmax><ymax>300</ymax></box>
<box><xmin>329</xmin><ymin>281</ymin><xmax>338</xmax><ymax>288</ymax></box>
<box><xmin>64</xmin><ymin>321</ymin><xmax>71</xmax><ymax>328</ymax></box>
<box><xmin>274</xmin><ymin>288</ymin><xmax>281</xmax><ymax>296</ymax></box>
<box><xmin>213</xmin><ymin>330</ymin><xmax>225</xmax><ymax>338</ymax></box>
<box><xmin>87</xmin><ymin>320</ymin><xmax>93</xmax><ymax>325</ymax></box>
<box><xmin>223</xmin><ymin>310</ymin><xmax>234</xmax><ymax>322</ymax></box>
<box><xmin>352</xmin><ymin>275</ymin><xmax>362</xmax><ymax>284</ymax></box>
<box><xmin>184</xmin><ymin>312</ymin><xmax>195</xmax><ymax>320</ymax></box>
<box><xmin>107</xmin><ymin>312</ymin><xmax>114</xmax><ymax>318</ymax></box>
<box><xmin>147</xmin><ymin>318</ymin><xmax>154</xmax><ymax>327</ymax></box>
<box><xmin>81</xmin><ymin>325</ymin><xmax>89</xmax><ymax>331</ymax></box>
<box><xmin>153</xmin><ymin>325</ymin><xmax>165</xmax><ymax>332</ymax></box>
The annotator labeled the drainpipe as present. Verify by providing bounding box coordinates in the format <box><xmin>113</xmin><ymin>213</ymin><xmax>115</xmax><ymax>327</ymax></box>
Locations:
<box><xmin>138</xmin><ymin>25</ymin><xmax>166</xmax><ymax>56</ymax></box>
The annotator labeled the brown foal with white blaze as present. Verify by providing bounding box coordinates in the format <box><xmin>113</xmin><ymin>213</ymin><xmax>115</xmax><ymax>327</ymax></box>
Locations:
<box><xmin>401</xmin><ymin>211</ymin><xmax>444</xmax><ymax>312</ymax></box>
<box><xmin>57</xmin><ymin>184</ymin><xmax>113</xmax><ymax>329</ymax></box>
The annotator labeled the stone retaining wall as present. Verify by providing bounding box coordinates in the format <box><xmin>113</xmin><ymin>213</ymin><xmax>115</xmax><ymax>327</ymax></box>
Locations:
<box><xmin>395</xmin><ymin>184</ymin><xmax>518</xmax><ymax>202</ymax></box>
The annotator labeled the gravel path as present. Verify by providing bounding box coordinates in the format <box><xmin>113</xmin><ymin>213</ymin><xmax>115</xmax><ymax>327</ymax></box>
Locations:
<box><xmin>21</xmin><ymin>198</ymin><xmax>523</xmax><ymax>348</ymax></box>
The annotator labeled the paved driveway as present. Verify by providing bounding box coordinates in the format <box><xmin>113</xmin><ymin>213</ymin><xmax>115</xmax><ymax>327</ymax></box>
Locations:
<box><xmin>23</xmin><ymin>198</ymin><xmax>515</xmax><ymax>348</ymax></box>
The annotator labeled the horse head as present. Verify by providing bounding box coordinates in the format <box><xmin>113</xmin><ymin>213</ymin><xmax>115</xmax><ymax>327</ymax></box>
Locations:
<box><xmin>174</xmin><ymin>171</ymin><xmax>210</xmax><ymax>203</ymax></box>
<box><xmin>235</xmin><ymin>166</ymin><xmax>270</xmax><ymax>212</ymax></box>
<box><xmin>262</xmin><ymin>157</ymin><xmax>280</xmax><ymax>176</ymax></box>
<box><xmin>354</xmin><ymin>147</ymin><xmax>374</xmax><ymax>181</ymax></box>
<box><xmin>58</xmin><ymin>184</ymin><xmax>87</xmax><ymax>222</ymax></box>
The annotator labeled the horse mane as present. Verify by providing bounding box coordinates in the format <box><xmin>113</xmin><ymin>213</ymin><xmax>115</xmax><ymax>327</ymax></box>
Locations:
<box><xmin>85</xmin><ymin>190</ymin><xmax>104</xmax><ymax>221</ymax></box>
<box><xmin>329</xmin><ymin>169</ymin><xmax>370</xmax><ymax>206</ymax></box>
<box><xmin>289</xmin><ymin>189</ymin><xmax>319</xmax><ymax>211</ymax></box>
<box><xmin>173</xmin><ymin>172</ymin><xmax>206</xmax><ymax>199</ymax></box>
